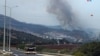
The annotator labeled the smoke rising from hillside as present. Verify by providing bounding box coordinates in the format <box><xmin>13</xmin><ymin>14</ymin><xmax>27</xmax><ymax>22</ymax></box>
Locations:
<box><xmin>47</xmin><ymin>0</ymin><xmax>80</xmax><ymax>30</ymax></box>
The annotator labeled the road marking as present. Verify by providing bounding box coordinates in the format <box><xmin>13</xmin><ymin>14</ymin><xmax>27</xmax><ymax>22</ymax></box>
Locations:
<box><xmin>14</xmin><ymin>54</ymin><xmax>18</xmax><ymax>56</ymax></box>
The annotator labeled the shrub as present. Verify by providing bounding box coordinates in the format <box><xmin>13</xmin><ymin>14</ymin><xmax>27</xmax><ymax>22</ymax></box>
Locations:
<box><xmin>74</xmin><ymin>51</ymin><xmax>85</xmax><ymax>56</ymax></box>
<box><xmin>73</xmin><ymin>42</ymin><xmax>100</xmax><ymax>56</ymax></box>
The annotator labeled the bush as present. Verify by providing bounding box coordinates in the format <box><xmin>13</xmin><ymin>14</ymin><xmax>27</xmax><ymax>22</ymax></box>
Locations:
<box><xmin>73</xmin><ymin>42</ymin><xmax>100</xmax><ymax>56</ymax></box>
<box><xmin>74</xmin><ymin>51</ymin><xmax>85</xmax><ymax>56</ymax></box>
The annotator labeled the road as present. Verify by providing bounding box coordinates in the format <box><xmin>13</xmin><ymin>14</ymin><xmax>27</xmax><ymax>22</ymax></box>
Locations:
<box><xmin>11</xmin><ymin>49</ymin><xmax>43</xmax><ymax>56</ymax></box>
<box><xmin>0</xmin><ymin>47</ymin><xmax>43</xmax><ymax>56</ymax></box>
<box><xmin>0</xmin><ymin>47</ymin><xmax>72</xmax><ymax>56</ymax></box>
<box><xmin>12</xmin><ymin>49</ymin><xmax>72</xmax><ymax>56</ymax></box>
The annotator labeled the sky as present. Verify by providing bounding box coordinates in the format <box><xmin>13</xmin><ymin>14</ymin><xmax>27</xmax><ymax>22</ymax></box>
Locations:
<box><xmin>0</xmin><ymin>0</ymin><xmax>100</xmax><ymax>29</ymax></box>
<box><xmin>0</xmin><ymin>0</ymin><xmax>60</xmax><ymax>26</ymax></box>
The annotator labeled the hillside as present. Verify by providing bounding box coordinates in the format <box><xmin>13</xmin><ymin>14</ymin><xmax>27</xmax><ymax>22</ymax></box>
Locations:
<box><xmin>0</xmin><ymin>28</ymin><xmax>59</xmax><ymax>45</ymax></box>
<box><xmin>0</xmin><ymin>14</ymin><xmax>94</xmax><ymax>43</ymax></box>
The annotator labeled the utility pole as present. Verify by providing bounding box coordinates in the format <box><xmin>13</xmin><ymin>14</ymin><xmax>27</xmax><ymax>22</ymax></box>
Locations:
<box><xmin>7</xmin><ymin>6</ymin><xmax>18</xmax><ymax>52</ymax></box>
<box><xmin>3</xmin><ymin>0</ymin><xmax>6</xmax><ymax>52</ymax></box>
<box><xmin>8</xmin><ymin>8</ymin><xmax>12</xmax><ymax>52</ymax></box>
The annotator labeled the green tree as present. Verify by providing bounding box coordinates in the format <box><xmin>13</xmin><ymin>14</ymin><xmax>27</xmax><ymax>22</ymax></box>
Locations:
<box><xmin>74</xmin><ymin>42</ymin><xmax>100</xmax><ymax>56</ymax></box>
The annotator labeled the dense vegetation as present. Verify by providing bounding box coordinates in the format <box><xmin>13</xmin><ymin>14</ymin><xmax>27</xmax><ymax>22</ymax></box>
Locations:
<box><xmin>73</xmin><ymin>42</ymin><xmax>100</xmax><ymax>56</ymax></box>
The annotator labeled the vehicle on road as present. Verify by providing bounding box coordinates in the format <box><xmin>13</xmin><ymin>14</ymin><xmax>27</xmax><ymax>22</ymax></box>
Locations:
<box><xmin>24</xmin><ymin>44</ymin><xmax>37</xmax><ymax>54</ymax></box>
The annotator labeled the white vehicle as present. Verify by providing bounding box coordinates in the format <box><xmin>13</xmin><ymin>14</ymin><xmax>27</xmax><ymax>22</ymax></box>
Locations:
<box><xmin>24</xmin><ymin>44</ymin><xmax>37</xmax><ymax>54</ymax></box>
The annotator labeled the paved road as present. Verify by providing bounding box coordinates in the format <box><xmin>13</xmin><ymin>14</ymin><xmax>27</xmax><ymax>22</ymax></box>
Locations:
<box><xmin>0</xmin><ymin>48</ymin><xmax>53</xmax><ymax>56</ymax></box>
<box><xmin>0</xmin><ymin>47</ymin><xmax>42</xmax><ymax>56</ymax></box>
<box><xmin>12</xmin><ymin>49</ymin><xmax>42</xmax><ymax>56</ymax></box>
<box><xmin>0</xmin><ymin>47</ymin><xmax>72</xmax><ymax>56</ymax></box>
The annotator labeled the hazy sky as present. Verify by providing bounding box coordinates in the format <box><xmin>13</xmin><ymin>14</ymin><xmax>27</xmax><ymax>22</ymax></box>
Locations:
<box><xmin>0</xmin><ymin>0</ymin><xmax>59</xmax><ymax>26</ymax></box>
<box><xmin>0</xmin><ymin>0</ymin><xmax>100</xmax><ymax>29</ymax></box>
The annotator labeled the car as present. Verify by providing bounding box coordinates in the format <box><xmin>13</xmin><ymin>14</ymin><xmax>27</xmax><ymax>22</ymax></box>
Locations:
<box><xmin>24</xmin><ymin>44</ymin><xmax>37</xmax><ymax>54</ymax></box>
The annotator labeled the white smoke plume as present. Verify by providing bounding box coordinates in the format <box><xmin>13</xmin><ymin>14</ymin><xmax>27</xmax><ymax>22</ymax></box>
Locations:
<box><xmin>47</xmin><ymin>0</ymin><xmax>80</xmax><ymax>30</ymax></box>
